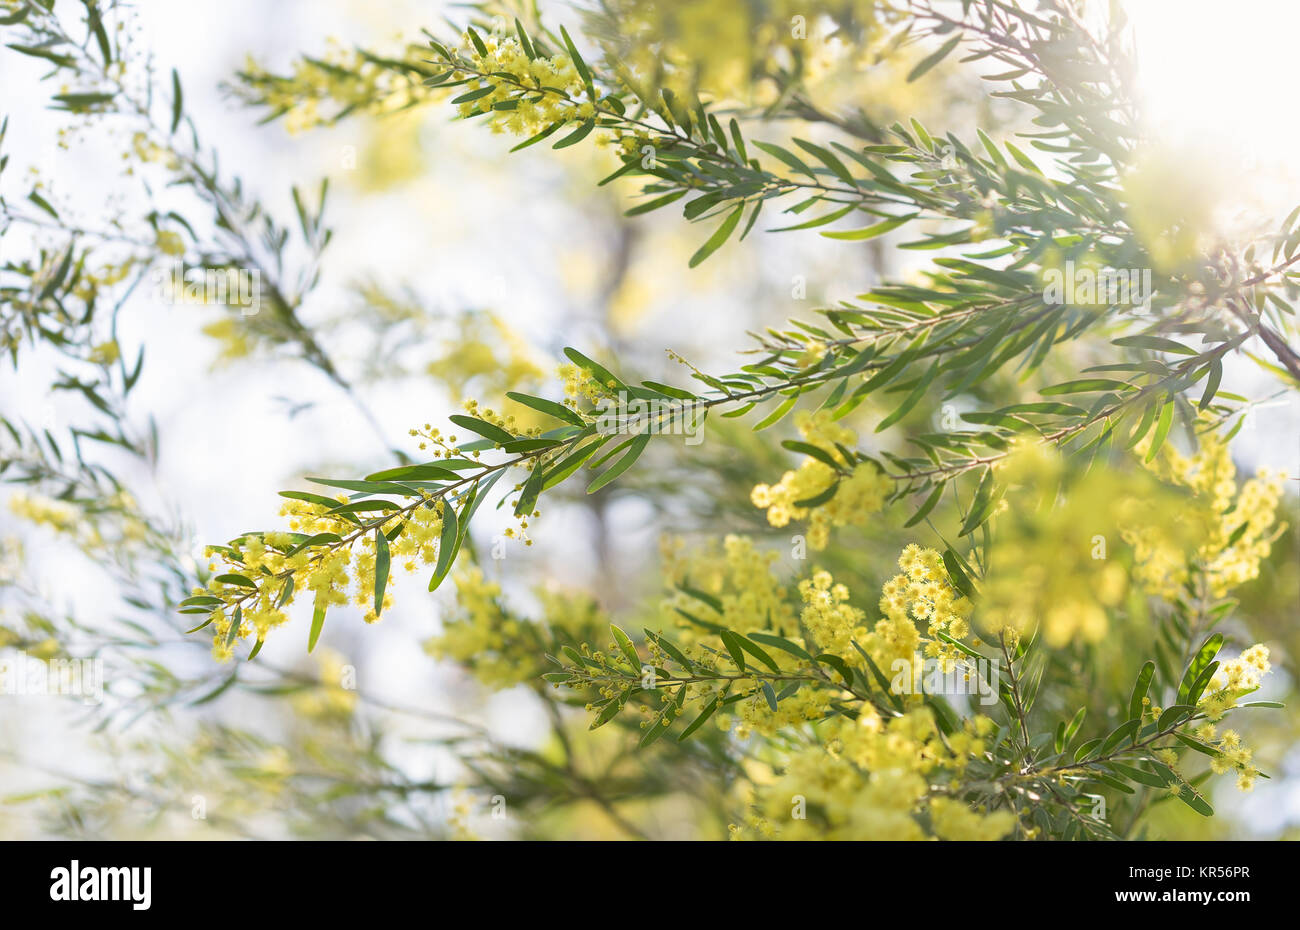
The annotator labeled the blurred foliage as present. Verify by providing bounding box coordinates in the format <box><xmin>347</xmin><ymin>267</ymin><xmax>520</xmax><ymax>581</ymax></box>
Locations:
<box><xmin>0</xmin><ymin>0</ymin><xmax>1296</xmax><ymax>840</ymax></box>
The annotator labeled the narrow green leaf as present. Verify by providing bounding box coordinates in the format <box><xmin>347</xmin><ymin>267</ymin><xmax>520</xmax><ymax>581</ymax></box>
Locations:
<box><xmin>373</xmin><ymin>528</ymin><xmax>390</xmax><ymax>617</ymax></box>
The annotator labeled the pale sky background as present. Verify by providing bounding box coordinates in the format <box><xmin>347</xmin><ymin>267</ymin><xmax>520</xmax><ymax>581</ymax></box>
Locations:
<box><xmin>0</xmin><ymin>0</ymin><xmax>1297</xmax><ymax>837</ymax></box>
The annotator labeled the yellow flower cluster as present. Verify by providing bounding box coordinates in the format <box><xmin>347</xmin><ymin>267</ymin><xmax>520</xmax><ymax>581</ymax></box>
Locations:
<box><xmin>1204</xmin><ymin>727</ymin><xmax>1262</xmax><ymax>792</ymax></box>
<box><xmin>1135</xmin><ymin>429</ymin><xmax>1286</xmax><ymax>598</ymax></box>
<box><xmin>750</xmin><ymin>410</ymin><xmax>890</xmax><ymax>549</ymax></box>
<box><xmin>290</xmin><ymin>649</ymin><xmax>358</xmax><ymax>719</ymax></box>
<box><xmin>1199</xmin><ymin>643</ymin><xmax>1271</xmax><ymax>722</ymax></box>
<box><xmin>70</xmin><ymin>258</ymin><xmax>136</xmax><ymax>304</ymax></box>
<box><xmin>872</xmin><ymin>543</ymin><xmax>973</xmax><ymax>672</ymax></box>
<box><xmin>928</xmin><ymin>795</ymin><xmax>1018</xmax><ymax>841</ymax></box>
<box><xmin>9</xmin><ymin>491</ymin><xmax>83</xmax><ymax>536</ymax></box>
<box><xmin>558</xmin><ymin>362</ymin><xmax>609</xmax><ymax>409</ymax></box>
<box><xmin>239</xmin><ymin>40</ymin><xmax>437</xmax><ymax>135</ymax></box>
<box><xmin>734</xmin><ymin>682</ymin><xmax>835</xmax><ymax>739</ymax></box>
<box><xmin>736</xmin><ymin>708</ymin><xmax>1013</xmax><ymax>840</ymax></box>
<box><xmin>8</xmin><ymin>490</ymin><xmax>149</xmax><ymax>551</ymax></box>
<box><xmin>423</xmin><ymin>567</ymin><xmax>533</xmax><ymax>689</ymax></box>
<box><xmin>203</xmin><ymin>496</ymin><xmax>446</xmax><ymax>661</ymax></box>
<box><xmin>977</xmin><ymin>441</ymin><xmax>1169</xmax><ymax>647</ymax></box>
<box><xmin>425</xmin><ymin>312</ymin><xmax>546</xmax><ymax>406</ymax></box>
<box><xmin>798</xmin><ymin>568</ymin><xmax>868</xmax><ymax>666</ymax></box>
<box><xmin>454</xmin><ymin>33</ymin><xmax>593</xmax><ymax>137</ymax></box>
<box><xmin>660</xmin><ymin>534</ymin><xmax>797</xmax><ymax>638</ymax></box>
<box><xmin>604</xmin><ymin>0</ymin><xmax>893</xmax><ymax>106</ymax></box>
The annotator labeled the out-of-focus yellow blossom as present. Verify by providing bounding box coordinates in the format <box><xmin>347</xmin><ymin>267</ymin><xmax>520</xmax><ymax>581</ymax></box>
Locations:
<box><xmin>424</xmin><ymin>567</ymin><xmax>532</xmax><ymax>689</ymax></box>
<box><xmin>88</xmin><ymin>340</ymin><xmax>120</xmax><ymax>365</ymax></box>
<box><xmin>928</xmin><ymin>795</ymin><xmax>1018</xmax><ymax>841</ymax></box>
<box><xmin>1123</xmin><ymin>145</ymin><xmax>1220</xmax><ymax>272</ymax></box>
<box><xmin>1133</xmin><ymin>427</ymin><xmax>1287</xmax><ymax>599</ymax></box>
<box><xmin>601</xmin><ymin>0</ymin><xmax>896</xmax><ymax>105</ymax></box>
<box><xmin>201</xmin><ymin>316</ymin><xmax>256</xmax><ymax>366</ymax></box>
<box><xmin>238</xmin><ymin>39</ymin><xmax>438</xmax><ymax>134</ymax></box>
<box><xmin>660</xmin><ymin>534</ymin><xmax>797</xmax><ymax>638</ymax></box>
<box><xmin>9</xmin><ymin>491</ymin><xmax>83</xmax><ymax>536</ymax></box>
<box><xmin>977</xmin><ymin>440</ymin><xmax>1191</xmax><ymax>647</ymax></box>
<box><xmin>292</xmin><ymin>648</ymin><xmax>358</xmax><ymax>719</ymax></box>
<box><xmin>129</xmin><ymin>131</ymin><xmax>181</xmax><ymax>170</ymax></box>
<box><xmin>154</xmin><ymin>230</ymin><xmax>185</xmax><ymax>256</ymax></box>
<box><xmin>736</xmin><ymin>708</ymin><xmax>1009</xmax><ymax>840</ymax></box>
<box><xmin>70</xmin><ymin>258</ymin><xmax>135</xmax><ymax>303</ymax></box>
<box><xmin>750</xmin><ymin>410</ymin><xmax>890</xmax><ymax>549</ymax></box>
<box><xmin>426</xmin><ymin>312</ymin><xmax>546</xmax><ymax>407</ymax></box>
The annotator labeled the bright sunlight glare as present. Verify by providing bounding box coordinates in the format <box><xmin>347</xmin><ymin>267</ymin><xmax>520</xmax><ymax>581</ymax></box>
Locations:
<box><xmin>1126</xmin><ymin>0</ymin><xmax>1300</xmax><ymax>224</ymax></box>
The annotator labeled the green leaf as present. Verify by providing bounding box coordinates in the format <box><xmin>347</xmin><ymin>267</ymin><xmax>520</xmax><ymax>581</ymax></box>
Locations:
<box><xmin>563</xmin><ymin>347</ymin><xmax>623</xmax><ymax>391</ymax></box>
<box><xmin>875</xmin><ymin>359</ymin><xmax>939</xmax><ymax>432</ymax></box>
<box><xmin>610</xmin><ymin>624</ymin><xmax>640</xmax><ymax>669</ymax></box>
<box><xmin>509</xmin><ymin>119</ymin><xmax>567</xmax><ymax>152</ymax></box>
<box><xmin>1144</xmin><ymin>401</ymin><xmax>1174</xmax><ymax>463</ymax></box>
<box><xmin>958</xmin><ymin>467</ymin><xmax>996</xmax><ymax>536</ymax></box>
<box><xmin>428</xmin><ymin>501</ymin><xmax>460</xmax><ymax>592</ymax></box>
<box><xmin>448</xmin><ymin>414</ymin><xmax>514</xmax><ymax>444</ymax></box>
<box><xmin>719</xmin><ymin>630</ymin><xmax>748</xmax><ymax>673</ymax></box>
<box><xmin>1113</xmin><ymin>335</ymin><xmax>1197</xmax><ymax>355</ymax></box>
<box><xmin>907</xmin><ymin>33</ymin><xmax>962</xmax><ymax>82</ymax></box>
<box><xmin>308</xmin><ymin>602</ymin><xmax>326</xmax><ymax>652</ymax></box>
<box><xmin>822</xmin><ymin>213</ymin><xmax>916</xmax><ymax>240</ymax></box>
<box><xmin>373</xmin><ymin>528</ymin><xmax>390</xmax><ymax>617</ymax></box>
<box><xmin>1178</xmin><ymin>633</ymin><xmax>1223</xmax><ymax>705</ymax></box>
<box><xmin>1100</xmin><ymin>719</ymin><xmax>1140</xmax><ymax>755</ymax></box>
<box><xmin>451</xmin><ymin>85</ymin><xmax>495</xmax><ymax>105</ymax></box>
<box><xmin>781</xmin><ymin>440</ymin><xmax>842</xmax><ymax>471</ymax></box>
<box><xmin>753</xmin><ymin>140</ymin><xmax>816</xmax><ymax>179</ymax></box>
<box><xmin>586</xmin><ymin>432</ymin><xmax>649</xmax><ymax>493</ymax></box>
<box><xmin>558</xmin><ymin>25</ymin><xmax>593</xmax><ymax>90</ymax></box>
<box><xmin>465</xmin><ymin>27</ymin><xmax>489</xmax><ymax>57</ymax></box>
<box><xmin>1109</xmin><ymin>762</ymin><xmax>1167</xmax><ymax>789</ymax></box>
<box><xmin>514</xmin><ymin>19</ymin><xmax>535</xmax><ymax>59</ymax></box>
<box><xmin>170</xmin><ymin>68</ymin><xmax>183</xmax><ymax>133</ymax></box>
<box><xmin>514</xmin><ymin>459</ymin><xmax>546</xmax><ymax>517</ymax></box>
<box><xmin>689</xmin><ymin>203</ymin><xmax>744</xmax><ymax>268</ymax></box>
<box><xmin>794</xmin><ymin>479</ymin><xmax>839</xmax><ymax>508</ymax></box>
<box><xmin>1063</xmin><ymin>706</ymin><xmax>1087</xmax><ymax>747</ymax></box>
<box><xmin>214</xmin><ymin>573</ymin><xmax>256</xmax><ymax>589</ymax></box>
<box><xmin>793</xmin><ymin>139</ymin><xmax>856</xmax><ymax>186</ymax></box>
<box><xmin>1040</xmin><ymin>378</ymin><xmax>1130</xmax><ymax>395</ymax></box>
<box><xmin>815</xmin><ymin>653</ymin><xmax>854</xmax><ymax>687</ymax></box>
<box><xmin>552</xmin><ymin>118</ymin><xmax>595</xmax><ymax>149</ymax></box>
<box><xmin>942</xmin><ymin>548</ymin><xmax>977</xmax><ymax>599</ymax></box>
<box><xmin>505</xmin><ymin>391</ymin><xmax>587</xmax><ymax>426</ymax></box>
<box><xmin>645</xmin><ymin>629</ymin><xmax>694</xmax><ymax>670</ymax></box>
<box><xmin>589</xmin><ymin>697</ymin><xmax>623</xmax><ymax>730</ymax></box>
<box><xmin>1157</xmin><ymin>704</ymin><xmax>1195</xmax><ymax>730</ymax></box>
<box><xmin>190</xmin><ymin>673</ymin><xmax>237</xmax><ymax>707</ymax></box>
<box><xmin>1198</xmin><ymin>358</ymin><xmax>1223</xmax><ymax>411</ymax></box>
<box><xmin>28</xmin><ymin>189</ymin><xmax>59</xmax><ymax>219</ymax></box>
<box><xmin>735</xmin><ymin>635</ymin><xmax>781</xmax><ymax>673</ymax></box>
<box><xmin>903</xmin><ymin>482</ymin><xmax>944</xmax><ymax>528</ymax></box>
<box><xmin>761</xmin><ymin>681</ymin><xmax>779</xmax><ymax>711</ymax></box>
<box><xmin>1174</xmin><ymin>785</ymin><xmax>1214</xmax><ymax>817</ymax></box>
<box><xmin>364</xmin><ymin>463</ymin><xmax>459</xmax><ymax>482</ymax></box>
<box><xmin>1128</xmin><ymin>660</ymin><xmax>1155</xmax><ymax>726</ymax></box>
<box><xmin>678</xmin><ymin>698</ymin><xmax>719</xmax><ymax>741</ymax></box>
<box><xmin>748</xmin><ymin>632</ymin><xmax>811</xmax><ymax>661</ymax></box>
